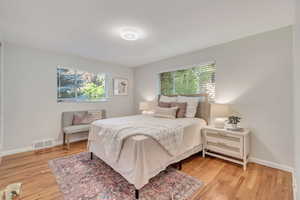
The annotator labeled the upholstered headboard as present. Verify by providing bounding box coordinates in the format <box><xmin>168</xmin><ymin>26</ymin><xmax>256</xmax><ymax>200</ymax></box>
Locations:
<box><xmin>158</xmin><ymin>94</ymin><xmax>211</xmax><ymax>124</ymax></box>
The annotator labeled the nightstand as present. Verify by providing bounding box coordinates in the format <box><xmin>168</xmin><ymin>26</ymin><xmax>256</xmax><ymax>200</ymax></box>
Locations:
<box><xmin>202</xmin><ymin>126</ymin><xmax>250</xmax><ymax>170</ymax></box>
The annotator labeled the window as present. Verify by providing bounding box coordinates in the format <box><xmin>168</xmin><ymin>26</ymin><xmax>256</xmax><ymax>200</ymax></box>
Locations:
<box><xmin>159</xmin><ymin>63</ymin><xmax>216</xmax><ymax>101</ymax></box>
<box><xmin>57</xmin><ymin>66</ymin><xmax>108</xmax><ymax>102</ymax></box>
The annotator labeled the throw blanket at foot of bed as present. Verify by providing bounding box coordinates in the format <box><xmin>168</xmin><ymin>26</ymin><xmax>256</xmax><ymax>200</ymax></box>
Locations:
<box><xmin>89</xmin><ymin>115</ymin><xmax>185</xmax><ymax>162</ymax></box>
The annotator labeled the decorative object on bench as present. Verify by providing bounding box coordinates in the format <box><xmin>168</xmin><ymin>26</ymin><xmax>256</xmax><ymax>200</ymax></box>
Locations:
<box><xmin>0</xmin><ymin>183</ymin><xmax>22</xmax><ymax>200</ymax></box>
<box><xmin>210</xmin><ymin>103</ymin><xmax>230</xmax><ymax>129</ymax></box>
<box><xmin>61</xmin><ymin>110</ymin><xmax>105</xmax><ymax>149</ymax></box>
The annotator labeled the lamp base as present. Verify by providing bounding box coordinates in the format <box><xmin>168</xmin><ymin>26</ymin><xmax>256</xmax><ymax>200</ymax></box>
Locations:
<box><xmin>142</xmin><ymin>111</ymin><xmax>154</xmax><ymax>115</ymax></box>
<box><xmin>213</xmin><ymin>117</ymin><xmax>227</xmax><ymax>129</ymax></box>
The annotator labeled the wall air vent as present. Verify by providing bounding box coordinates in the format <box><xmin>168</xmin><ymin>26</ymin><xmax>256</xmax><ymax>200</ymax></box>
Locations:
<box><xmin>32</xmin><ymin>139</ymin><xmax>54</xmax><ymax>150</ymax></box>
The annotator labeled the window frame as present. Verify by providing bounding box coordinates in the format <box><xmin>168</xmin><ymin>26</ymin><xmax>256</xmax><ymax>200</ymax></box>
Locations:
<box><xmin>57</xmin><ymin>66</ymin><xmax>111</xmax><ymax>103</ymax></box>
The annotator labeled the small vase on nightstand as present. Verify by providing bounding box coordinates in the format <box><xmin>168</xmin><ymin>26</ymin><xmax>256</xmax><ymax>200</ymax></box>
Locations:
<box><xmin>227</xmin><ymin>116</ymin><xmax>242</xmax><ymax>131</ymax></box>
<box><xmin>232</xmin><ymin>124</ymin><xmax>238</xmax><ymax>129</ymax></box>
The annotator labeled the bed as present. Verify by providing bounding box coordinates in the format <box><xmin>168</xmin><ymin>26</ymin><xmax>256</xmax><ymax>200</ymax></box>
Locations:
<box><xmin>87</xmin><ymin>94</ymin><xmax>210</xmax><ymax>199</ymax></box>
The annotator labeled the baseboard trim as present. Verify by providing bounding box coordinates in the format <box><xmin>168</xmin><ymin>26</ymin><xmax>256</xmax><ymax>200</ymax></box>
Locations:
<box><xmin>1</xmin><ymin>137</ymin><xmax>88</xmax><ymax>157</ymax></box>
<box><xmin>249</xmin><ymin>157</ymin><xmax>294</xmax><ymax>173</ymax></box>
<box><xmin>1</xmin><ymin>146</ymin><xmax>33</xmax><ymax>157</ymax></box>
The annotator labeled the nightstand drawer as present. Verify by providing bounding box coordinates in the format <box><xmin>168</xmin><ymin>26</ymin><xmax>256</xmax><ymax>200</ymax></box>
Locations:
<box><xmin>206</xmin><ymin>135</ymin><xmax>241</xmax><ymax>148</ymax></box>
<box><xmin>207</xmin><ymin>141</ymin><xmax>242</xmax><ymax>158</ymax></box>
<box><xmin>206</xmin><ymin>131</ymin><xmax>241</xmax><ymax>142</ymax></box>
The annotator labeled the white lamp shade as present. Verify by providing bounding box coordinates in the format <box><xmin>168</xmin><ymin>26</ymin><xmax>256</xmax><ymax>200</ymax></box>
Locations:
<box><xmin>210</xmin><ymin>103</ymin><xmax>230</xmax><ymax>118</ymax></box>
<box><xmin>139</xmin><ymin>102</ymin><xmax>150</xmax><ymax>111</ymax></box>
<box><xmin>214</xmin><ymin>117</ymin><xmax>228</xmax><ymax>128</ymax></box>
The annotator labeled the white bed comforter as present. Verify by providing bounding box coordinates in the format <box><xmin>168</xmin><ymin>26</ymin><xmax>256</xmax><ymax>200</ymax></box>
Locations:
<box><xmin>90</xmin><ymin>115</ymin><xmax>185</xmax><ymax>162</ymax></box>
<box><xmin>88</xmin><ymin>115</ymin><xmax>206</xmax><ymax>189</ymax></box>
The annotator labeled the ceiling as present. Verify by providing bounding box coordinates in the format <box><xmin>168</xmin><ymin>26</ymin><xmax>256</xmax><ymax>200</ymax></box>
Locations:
<box><xmin>0</xmin><ymin>0</ymin><xmax>294</xmax><ymax>67</ymax></box>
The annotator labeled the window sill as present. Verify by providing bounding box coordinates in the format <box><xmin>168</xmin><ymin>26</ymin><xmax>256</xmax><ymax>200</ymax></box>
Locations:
<box><xmin>57</xmin><ymin>98</ymin><xmax>111</xmax><ymax>103</ymax></box>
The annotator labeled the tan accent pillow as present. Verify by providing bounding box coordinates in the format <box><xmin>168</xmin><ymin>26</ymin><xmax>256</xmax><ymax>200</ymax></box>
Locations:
<box><xmin>153</xmin><ymin>107</ymin><xmax>178</xmax><ymax>119</ymax></box>
<box><xmin>72</xmin><ymin>112</ymin><xmax>88</xmax><ymax>125</ymax></box>
<box><xmin>171</xmin><ymin>102</ymin><xmax>187</xmax><ymax>118</ymax></box>
<box><xmin>158</xmin><ymin>101</ymin><xmax>171</xmax><ymax>108</ymax></box>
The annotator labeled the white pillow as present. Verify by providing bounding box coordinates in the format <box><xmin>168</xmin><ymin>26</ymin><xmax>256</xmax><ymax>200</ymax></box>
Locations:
<box><xmin>177</xmin><ymin>96</ymin><xmax>201</xmax><ymax>118</ymax></box>
<box><xmin>159</xmin><ymin>95</ymin><xmax>178</xmax><ymax>103</ymax></box>
<box><xmin>153</xmin><ymin>106</ymin><xmax>178</xmax><ymax>119</ymax></box>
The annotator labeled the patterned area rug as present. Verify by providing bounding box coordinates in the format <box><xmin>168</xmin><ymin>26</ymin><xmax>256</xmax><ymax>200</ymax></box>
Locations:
<box><xmin>49</xmin><ymin>152</ymin><xmax>203</xmax><ymax>200</ymax></box>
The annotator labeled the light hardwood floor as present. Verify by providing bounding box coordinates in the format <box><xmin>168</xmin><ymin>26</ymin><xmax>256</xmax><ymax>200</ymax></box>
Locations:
<box><xmin>0</xmin><ymin>141</ymin><xmax>293</xmax><ymax>200</ymax></box>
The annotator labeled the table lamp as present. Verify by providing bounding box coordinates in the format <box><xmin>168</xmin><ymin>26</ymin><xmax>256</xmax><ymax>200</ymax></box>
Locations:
<box><xmin>139</xmin><ymin>101</ymin><xmax>155</xmax><ymax>114</ymax></box>
<box><xmin>210</xmin><ymin>103</ymin><xmax>230</xmax><ymax>128</ymax></box>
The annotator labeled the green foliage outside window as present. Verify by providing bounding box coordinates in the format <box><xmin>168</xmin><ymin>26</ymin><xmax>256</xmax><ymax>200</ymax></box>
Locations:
<box><xmin>174</xmin><ymin>69</ymin><xmax>199</xmax><ymax>95</ymax></box>
<box><xmin>160</xmin><ymin>64</ymin><xmax>216</xmax><ymax>100</ymax></box>
<box><xmin>80</xmin><ymin>81</ymin><xmax>105</xmax><ymax>100</ymax></box>
<box><xmin>160</xmin><ymin>72</ymin><xmax>174</xmax><ymax>96</ymax></box>
<box><xmin>57</xmin><ymin>66</ymin><xmax>106</xmax><ymax>102</ymax></box>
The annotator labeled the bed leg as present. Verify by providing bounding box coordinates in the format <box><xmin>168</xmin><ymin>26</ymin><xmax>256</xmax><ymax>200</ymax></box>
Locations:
<box><xmin>135</xmin><ymin>189</ymin><xmax>139</xmax><ymax>199</ymax></box>
<box><xmin>178</xmin><ymin>161</ymin><xmax>182</xmax><ymax>170</ymax></box>
<box><xmin>90</xmin><ymin>152</ymin><xmax>93</xmax><ymax>160</ymax></box>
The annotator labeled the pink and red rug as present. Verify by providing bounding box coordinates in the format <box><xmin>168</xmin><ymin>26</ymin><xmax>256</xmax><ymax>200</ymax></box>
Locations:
<box><xmin>49</xmin><ymin>152</ymin><xmax>203</xmax><ymax>200</ymax></box>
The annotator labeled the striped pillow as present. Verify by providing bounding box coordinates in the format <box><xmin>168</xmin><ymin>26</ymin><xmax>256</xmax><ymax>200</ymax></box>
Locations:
<box><xmin>153</xmin><ymin>107</ymin><xmax>178</xmax><ymax>119</ymax></box>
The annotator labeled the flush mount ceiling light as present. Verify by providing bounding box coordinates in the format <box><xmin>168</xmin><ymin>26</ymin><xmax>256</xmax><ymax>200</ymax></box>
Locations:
<box><xmin>120</xmin><ymin>28</ymin><xmax>141</xmax><ymax>41</ymax></box>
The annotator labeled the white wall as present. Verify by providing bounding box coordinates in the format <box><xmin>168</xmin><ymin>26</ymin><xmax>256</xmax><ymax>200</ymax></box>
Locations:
<box><xmin>294</xmin><ymin>0</ymin><xmax>300</xmax><ymax>198</ymax></box>
<box><xmin>0</xmin><ymin>33</ymin><xmax>3</xmax><ymax>153</ymax></box>
<box><xmin>134</xmin><ymin>26</ymin><xmax>294</xmax><ymax>168</ymax></box>
<box><xmin>2</xmin><ymin>43</ymin><xmax>135</xmax><ymax>153</ymax></box>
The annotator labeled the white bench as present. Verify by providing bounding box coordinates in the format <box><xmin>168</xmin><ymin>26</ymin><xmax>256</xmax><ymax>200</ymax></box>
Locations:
<box><xmin>61</xmin><ymin>110</ymin><xmax>106</xmax><ymax>149</ymax></box>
